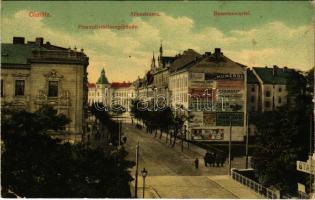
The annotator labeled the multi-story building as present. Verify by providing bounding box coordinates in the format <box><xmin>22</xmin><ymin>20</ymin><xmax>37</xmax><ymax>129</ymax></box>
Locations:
<box><xmin>1</xmin><ymin>37</ymin><xmax>89</xmax><ymax>135</ymax></box>
<box><xmin>134</xmin><ymin>71</ymin><xmax>155</xmax><ymax>102</ymax></box>
<box><xmin>88</xmin><ymin>69</ymin><xmax>136</xmax><ymax>121</ymax></box>
<box><xmin>110</xmin><ymin>82</ymin><xmax>135</xmax><ymax>110</ymax></box>
<box><xmin>169</xmin><ymin>48</ymin><xmax>247</xmax><ymax>142</ymax></box>
<box><xmin>87</xmin><ymin>68</ymin><xmax>110</xmax><ymax>106</ymax></box>
<box><xmin>251</xmin><ymin>66</ymin><xmax>291</xmax><ymax>112</ymax></box>
<box><xmin>247</xmin><ymin>69</ymin><xmax>260</xmax><ymax>113</ymax></box>
<box><xmin>151</xmin><ymin>44</ymin><xmax>176</xmax><ymax>105</ymax></box>
<box><xmin>246</xmin><ymin>66</ymin><xmax>299</xmax><ymax>135</ymax></box>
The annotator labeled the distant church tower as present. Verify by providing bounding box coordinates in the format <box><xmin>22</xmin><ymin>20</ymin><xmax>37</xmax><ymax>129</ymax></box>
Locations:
<box><xmin>96</xmin><ymin>68</ymin><xmax>110</xmax><ymax>106</ymax></box>
<box><xmin>159</xmin><ymin>42</ymin><xmax>163</xmax><ymax>57</ymax></box>
<box><xmin>150</xmin><ymin>52</ymin><xmax>156</xmax><ymax>72</ymax></box>
<box><xmin>158</xmin><ymin>42</ymin><xmax>163</xmax><ymax>68</ymax></box>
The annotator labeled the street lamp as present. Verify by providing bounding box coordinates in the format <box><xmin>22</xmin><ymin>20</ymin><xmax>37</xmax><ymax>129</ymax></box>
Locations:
<box><xmin>141</xmin><ymin>168</ymin><xmax>148</xmax><ymax>198</ymax></box>
<box><xmin>229</xmin><ymin>116</ymin><xmax>232</xmax><ymax>176</ymax></box>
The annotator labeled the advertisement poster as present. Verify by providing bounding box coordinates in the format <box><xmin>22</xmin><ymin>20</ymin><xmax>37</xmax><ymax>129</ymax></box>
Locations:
<box><xmin>191</xmin><ymin>128</ymin><xmax>224</xmax><ymax>140</ymax></box>
<box><xmin>189</xmin><ymin>111</ymin><xmax>203</xmax><ymax>128</ymax></box>
<box><xmin>190</xmin><ymin>72</ymin><xmax>205</xmax><ymax>81</ymax></box>
<box><xmin>216</xmin><ymin>112</ymin><xmax>244</xmax><ymax>126</ymax></box>
<box><xmin>203</xmin><ymin>112</ymin><xmax>216</xmax><ymax>126</ymax></box>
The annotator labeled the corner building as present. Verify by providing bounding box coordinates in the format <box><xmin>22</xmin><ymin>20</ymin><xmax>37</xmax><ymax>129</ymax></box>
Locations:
<box><xmin>169</xmin><ymin>48</ymin><xmax>247</xmax><ymax>142</ymax></box>
<box><xmin>1</xmin><ymin>37</ymin><xmax>89</xmax><ymax>135</ymax></box>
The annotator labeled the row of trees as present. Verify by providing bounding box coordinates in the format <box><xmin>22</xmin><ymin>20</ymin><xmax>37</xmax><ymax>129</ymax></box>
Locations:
<box><xmin>130</xmin><ymin>99</ymin><xmax>192</xmax><ymax>148</ymax></box>
<box><xmin>1</xmin><ymin>105</ymin><xmax>134</xmax><ymax>198</ymax></box>
<box><xmin>251</xmin><ymin>68</ymin><xmax>314</xmax><ymax>196</ymax></box>
<box><xmin>88</xmin><ymin>103</ymin><xmax>121</xmax><ymax>146</ymax></box>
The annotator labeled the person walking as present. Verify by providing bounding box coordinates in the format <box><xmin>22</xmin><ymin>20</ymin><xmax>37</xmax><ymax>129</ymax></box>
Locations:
<box><xmin>194</xmin><ymin>158</ymin><xmax>199</xmax><ymax>169</ymax></box>
<box><xmin>122</xmin><ymin>136</ymin><xmax>127</xmax><ymax>144</ymax></box>
<box><xmin>211</xmin><ymin>152</ymin><xmax>216</xmax><ymax>167</ymax></box>
<box><xmin>220</xmin><ymin>153</ymin><xmax>226</xmax><ymax>167</ymax></box>
<box><xmin>204</xmin><ymin>155</ymin><xmax>207</xmax><ymax>167</ymax></box>
<box><xmin>215</xmin><ymin>153</ymin><xmax>220</xmax><ymax>167</ymax></box>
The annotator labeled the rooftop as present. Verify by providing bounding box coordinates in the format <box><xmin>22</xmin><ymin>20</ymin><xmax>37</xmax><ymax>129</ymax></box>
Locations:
<box><xmin>1</xmin><ymin>37</ymin><xmax>88</xmax><ymax>66</ymax></box>
<box><xmin>111</xmin><ymin>82</ymin><xmax>132</xmax><ymax>88</ymax></box>
<box><xmin>247</xmin><ymin>69</ymin><xmax>259</xmax><ymax>84</ymax></box>
<box><xmin>169</xmin><ymin>49</ymin><xmax>202</xmax><ymax>73</ymax></box>
<box><xmin>87</xmin><ymin>83</ymin><xmax>96</xmax><ymax>88</ymax></box>
<box><xmin>253</xmin><ymin>66</ymin><xmax>296</xmax><ymax>84</ymax></box>
<box><xmin>169</xmin><ymin>48</ymin><xmax>246</xmax><ymax>73</ymax></box>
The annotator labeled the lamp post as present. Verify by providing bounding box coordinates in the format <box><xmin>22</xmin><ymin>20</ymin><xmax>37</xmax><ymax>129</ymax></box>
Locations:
<box><xmin>135</xmin><ymin>142</ymin><xmax>139</xmax><ymax>198</ymax></box>
<box><xmin>118</xmin><ymin>120</ymin><xmax>121</xmax><ymax>146</ymax></box>
<box><xmin>229</xmin><ymin>116</ymin><xmax>232</xmax><ymax>176</ymax></box>
<box><xmin>141</xmin><ymin>168</ymin><xmax>148</xmax><ymax>198</ymax></box>
<box><xmin>245</xmin><ymin>112</ymin><xmax>249</xmax><ymax>169</ymax></box>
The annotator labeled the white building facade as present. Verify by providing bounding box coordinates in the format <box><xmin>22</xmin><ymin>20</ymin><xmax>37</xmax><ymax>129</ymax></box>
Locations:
<box><xmin>169</xmin><ymin>48</ymin><xmax>247</xmax><ymax>142</ymax></box>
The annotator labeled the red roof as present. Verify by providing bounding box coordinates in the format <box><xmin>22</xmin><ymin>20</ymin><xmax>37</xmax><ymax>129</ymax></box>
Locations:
<box><xmin>87</xmin><ymin>83</ymin><xmax>96</xmax><ymax>88</ymax></box>
<box><xmin>111</xmin><ymin>82</ymin><xmax>131</xmax><ymax>88</ymax></box>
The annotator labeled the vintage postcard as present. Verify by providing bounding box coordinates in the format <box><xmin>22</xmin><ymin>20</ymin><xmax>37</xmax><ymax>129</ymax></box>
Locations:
<box><xmin>1</xmin><ymin>1</ymin><xmax>314</xmax><ymax>199</ymax></box>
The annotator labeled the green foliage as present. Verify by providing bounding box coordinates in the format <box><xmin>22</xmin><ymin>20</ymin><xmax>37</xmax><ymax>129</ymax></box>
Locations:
<box><xmin>2</xmin><ymin>105</ymin><xmax>70</xmax><ymax>136</ymax></box>
<box><xmin>305</xmin><ymin>68</ymin><xmax>314</xmax><ymax>94</ymax></box>
<box><xmin>1</xmin><ymin>105</ymin><xmax>134</xmax><ymax>198</ymax></box>
<box><xmin>251</xmin><ymin>69</ymin><xmax>314</xmax><ymax>195</ymax></box>
<box><xmin>89</xmin><ymin>103</ymin><xmax>120</xmax><ymax>145</ymax></box>
<box><xmin>251</xmin><ymin>79</ymin><xmax>314</xmax><ymax>195</ymax></box>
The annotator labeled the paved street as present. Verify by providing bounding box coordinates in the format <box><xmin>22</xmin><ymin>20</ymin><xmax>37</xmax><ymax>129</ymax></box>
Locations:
<box><xmin>123</xmin><ymin>123</ymin><xmax>261</xmax><ymax>198</ymax></box>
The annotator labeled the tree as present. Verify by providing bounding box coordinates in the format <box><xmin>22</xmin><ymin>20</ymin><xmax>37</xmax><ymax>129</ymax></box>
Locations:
<box><xmin>251</xmin><ymin>107</ymin><xmax>300</xmax><ymax>193</ymax></box>
<box><xmin>1</xmin><ymin>105</ymin><xmax>134</xmax><ymax>198</ymax></box>
<box><xmin>251</xmin><ymin>70</ymin><xmax>314</xmax><ymax>195</ymax></box>
<box><xmin>89</xmin><ymin>103</ymin><xmax>120</xmax><ymax>145</ymax></box>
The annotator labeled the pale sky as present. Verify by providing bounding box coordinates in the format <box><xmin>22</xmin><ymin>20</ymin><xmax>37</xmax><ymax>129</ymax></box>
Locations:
<box><xmin>2</xmin><ymin>1</ymin><xmax>314</xmax><ymax>83</ymax></box>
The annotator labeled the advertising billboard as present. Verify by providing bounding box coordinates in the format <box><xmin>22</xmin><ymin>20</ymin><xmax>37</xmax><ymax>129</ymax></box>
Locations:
<box><xmin>189</xmin><ymin>111</ymin><xmax>203</xmax><ymax>128</ymax></box>
<box><xmin>190</xmin><ymin>72</ymin><xmax>205</xmax><ymax>81</ymax></box>
<box><xmin>216</xmin><ymin>112</ymin><xmax>244</xmax><ymax>126</ymax></box>
<box><xmin>203</xmin><ymin>112</ymin><xmax>216</xmax><ymax>126</ymax></box>
<box><xmin>191</xmin><ymin>128</ymin><xmax>224</xmax><ymax>140</ymax></box>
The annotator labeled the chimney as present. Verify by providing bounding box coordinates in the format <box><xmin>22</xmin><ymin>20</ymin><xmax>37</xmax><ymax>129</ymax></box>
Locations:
<box><xmin>35</xmin><ymin>37</ymin><xmax>44</xmax><ymax>45</ymax></box>
<box><xmin>215</xmin><ymin>48</ymin><xmax>221</xmax><ymax>55</ymax></box>
<box><xmin>273</xmin><ymin>65</ymin><xmax>278</xmax><ymax>76</ymax></box>
<box><xmin>13</xmin><ymin>37</ymin><xmax>25</xmax><ymax>44</ymax></box>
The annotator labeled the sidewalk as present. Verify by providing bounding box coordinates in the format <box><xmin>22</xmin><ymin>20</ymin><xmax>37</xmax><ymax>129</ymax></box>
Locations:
<box><xmin>208</xmin><ymin>175</ymin><xmax>263</xmax><ymax>199</ymax></box>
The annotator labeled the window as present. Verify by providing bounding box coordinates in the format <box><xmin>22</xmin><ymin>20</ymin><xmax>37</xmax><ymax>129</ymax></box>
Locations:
<box><xmin>251</xmin><ymin>87</ymin><xmax>255</xmax><ymax>92</ymax></box>
<box><xmin>0</xmin><ymin>80</ymin><xmax>3</xmax><ymax>97</ymax></box>
<box><xmin>265</xmin><ymin>101</ymin><xmax>271</xmax><ymax>108</ymax></box>
<box><xmin>15</xmin><ymin>80</ymin><xmax>25</xmax><ymax>96</ymax></box>
<box><xmin>279</xmin><ymin>87</ymin><xmax>282</xmax><ymax>92</ymax></box>
<box><xmin>265</xmin><ymin>91</ymin><xmax>271</xmax><ymax>97</ymax></box>
<box><xmin>48</xmin><ymin>81</ymin><xmax>58</xmax><ymax>97</ymax></box>
<box><xmin>278</xmin><ymin>97</ymin><xmax>282</xmax><ymax>104</ymax></box>
<box><xmin>250</xmin><ymin>96</ymin><xmax>255</xmax><ymax>103</ymax></box>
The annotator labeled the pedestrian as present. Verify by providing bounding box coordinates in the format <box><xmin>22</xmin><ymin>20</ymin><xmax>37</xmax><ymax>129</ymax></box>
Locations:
<box><xmin>220</xmin><ymin>153</ymin><xmax>226</xmax><ymax>167</ymax></box>
<box><xmin>205</xmin><ymin>151</ymin><xmax>211</xmax><ymax>167</ymax></box>
<box><xmin>215</xmin><ymin>154</ymin><xmax>220</xmax><ymax>167</ymax></box>
<box><xmin>211</xmin><ymin>152</ymin><xmax>216</xmax><ymax>167</ymax></box>
<box><xmin>122</xmin><ymin>136</ymin><xmax>127</xmax><ymax>144</ymax></box>
<box><xmin>194</xmin><ymin>158</ymin><xmax>199</xmax><ymax>169</ymax></box>
<box><xmin>204</xmin><ymin>155</ymin><xmax>207</xmax><ymax>167</ymax></box>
